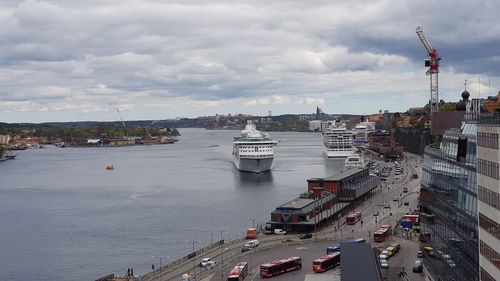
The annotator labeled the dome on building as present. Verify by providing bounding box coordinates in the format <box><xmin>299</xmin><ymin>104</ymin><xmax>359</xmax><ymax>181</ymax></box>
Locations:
<box><xmin>461</xmin><ymin>90</ymin><xmax>470</xmax><ymax>100</ymax></box>
<box><xmin>456</xmin><ymin>90</ymin><xmax>471</xmax><ymax>111</ymax></box>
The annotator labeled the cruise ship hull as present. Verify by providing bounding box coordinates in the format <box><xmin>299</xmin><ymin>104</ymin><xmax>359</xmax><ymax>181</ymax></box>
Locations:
<box><xmin>234</xmin><ymin>157</ymin><xmax>274</xmax><ymax>173</ymax></box>
<box><xmin>325</xmin><ymin>149</ymin><xmax>354</xmax><ymax>158</ymax></box>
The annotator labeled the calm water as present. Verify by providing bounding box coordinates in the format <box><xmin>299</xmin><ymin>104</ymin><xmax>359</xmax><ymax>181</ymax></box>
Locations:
<box><xmin>0</xmin><ymin>128</ymin><xmax>344</xmax><ymax>281</ymax></box>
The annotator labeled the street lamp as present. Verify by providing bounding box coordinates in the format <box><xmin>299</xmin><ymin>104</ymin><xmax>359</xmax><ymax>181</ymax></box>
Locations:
<box><xmin>191</xmin><ymin>241</ymin><xmax>200</xmax><ymax>279</ymax></box>
<box><xmin>221</xmin><ymin>247</ymin><xmax>229</xmax><ymax>281</ymax></box>
<box><xmin>152</xmin><ymin>255</ymin><xmax>168</xmax><ymax>281</ymax></box>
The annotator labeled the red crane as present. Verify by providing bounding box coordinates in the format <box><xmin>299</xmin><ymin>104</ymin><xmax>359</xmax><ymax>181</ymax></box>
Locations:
<box><xmin>416</xmin><ymin>26</ymin><xmax>441</xmax><ymax>113</ymax></box>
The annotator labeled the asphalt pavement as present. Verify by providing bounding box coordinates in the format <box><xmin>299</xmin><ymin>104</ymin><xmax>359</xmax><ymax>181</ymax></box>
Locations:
<box><xmin>144</xmin><ymin>153</ymin><xmax>426</xmax><ymax>281</ymax></box>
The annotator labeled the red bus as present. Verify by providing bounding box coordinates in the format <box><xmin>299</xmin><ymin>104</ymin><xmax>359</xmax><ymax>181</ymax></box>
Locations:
<box><xmin>373</xmin><ymin>224</ymin><xmax>392</xmax><ymax>242</ymax></box>
<box><xmin>346</xmin><ymin>211</ymin><xmax>362</xmax><ymax>225</ymax></box>
<box><xmin>227</xmin><ymin>262</ymin><xmax>248</xmax><ymax>281</ymax></box>
<box><xmin>312</xmin><ymin>253</ymin><xmax>340</xmax><ymax>273</ymax></box>
<box><xmin>403</xmin><ymin>215</ymin><xmax>419</xmax><ymax>224</ymax></box>
<box><xmin>260</xmin><ymin>257</ymin><xmax>302</xmax><ymax>278</ymax></box>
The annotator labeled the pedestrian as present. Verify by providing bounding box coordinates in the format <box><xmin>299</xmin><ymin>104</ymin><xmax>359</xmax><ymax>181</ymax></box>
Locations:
<box><xmin>127</xmin><ymin>268</ymin><xmax>130</xmax><ymax>277</ymax></box>
<box><xmin>152</xmin><ymin>264</ymin><xmax>155</xmax><ymax>270</ymax></box>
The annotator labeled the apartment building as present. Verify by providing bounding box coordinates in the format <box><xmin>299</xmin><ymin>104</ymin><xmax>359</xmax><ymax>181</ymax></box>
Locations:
<box><xmin>476</xmin><ymin>113</ymin><xmax>500</xmax><ymax>281</ymax></box>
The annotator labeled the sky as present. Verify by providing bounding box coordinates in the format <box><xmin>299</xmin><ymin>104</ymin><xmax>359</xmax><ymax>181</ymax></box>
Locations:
<box><xmin>0</xmin><ymin>0</ymin><xmax>499</xmax><ymax>123</ymax></box>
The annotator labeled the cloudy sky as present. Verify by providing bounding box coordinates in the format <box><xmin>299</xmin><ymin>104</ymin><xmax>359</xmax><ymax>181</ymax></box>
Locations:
<box><xmin>0</xmin><ymin>0</ymin><xmax>499</xmax><ymax>122</ymax></box>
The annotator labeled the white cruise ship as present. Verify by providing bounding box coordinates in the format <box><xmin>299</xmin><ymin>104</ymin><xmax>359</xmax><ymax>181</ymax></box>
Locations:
<box><xmin>233</xmin><ymin>121</ymin><xmax>277</xmax><ymax>173</ymax></box>
<box><xmin>352</xmin><ymin>121</ymin><xmax>375</xmax><ymax>146</ymax></box>
<box><xmin>323</xmin><ymin>122</ymin><xmax>355</xmax><ymax>158</ymax></box>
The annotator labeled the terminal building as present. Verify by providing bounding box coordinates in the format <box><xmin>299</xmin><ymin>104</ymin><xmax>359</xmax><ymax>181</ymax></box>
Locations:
<box><xmin>267</xmin><ymin>167</ymin><xmax>380</xmax><ymax>233</ymax></box>
<box><xmin>307</xmin><ymin>167</ymin><xmax>380</xmax><ymax>202</ymax></box>
<box><xmin>419</xmin><ymin>120</ymin><xmax>479</xmax><ymax>281</ymax></box>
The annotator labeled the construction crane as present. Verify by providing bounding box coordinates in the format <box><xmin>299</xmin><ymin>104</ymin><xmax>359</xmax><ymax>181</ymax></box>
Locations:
<box><xmin>115</xmin><ymin>107</ymin><xmax>128</xmax><ymax>137</ymax></box>
<box><xmin>416</xmin><ymin>25</ymin><xmax>441</xmax><ymax>113</ymax></box>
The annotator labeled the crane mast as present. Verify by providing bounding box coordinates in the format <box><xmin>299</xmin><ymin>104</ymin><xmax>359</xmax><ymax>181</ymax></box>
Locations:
<box><xmin>416</xmin><ymin>26</ymin><xmax>440</xmax><ymax>113</ymax></box>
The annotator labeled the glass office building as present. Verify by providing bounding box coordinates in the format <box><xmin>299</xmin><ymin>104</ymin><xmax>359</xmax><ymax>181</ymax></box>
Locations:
<box><xmin>419</xmin><ymin>122</ymin><xmax>479</xmax><ymax>281</ymax></box>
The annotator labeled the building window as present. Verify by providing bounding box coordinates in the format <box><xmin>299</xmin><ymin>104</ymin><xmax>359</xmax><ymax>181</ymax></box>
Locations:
<box><xmin>479</xmin><ymin>213</ymin><xmax>500</xmax><ymax>240</ymax></box>
<box><xmin>477</xmin><ymin>159</ymin><xmax>500</xmax><ymax>180</ymax></box>
<box><xmin>478</xmin><ymin>185</ymin><xmax>500</xmax><ymax>210</ymax></box>
<box><xmin>480</xmin><ymin>240</ymin><xmax>500</xmax><ymax>270</ymax></box>
<box><xmin>477</xmin><ymin>132</ymin><xmax>499</xmax><ymax>149</ymax></box>
<box><xmin>480</xmin><ymin>267</ymin><xmax>496</xmax><ymax>281</ymax></box>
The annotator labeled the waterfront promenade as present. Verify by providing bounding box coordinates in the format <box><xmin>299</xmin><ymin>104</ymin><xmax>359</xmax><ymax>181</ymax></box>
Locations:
<box><xmin>106</xmin><ymin>153</ymin><xmax>423</xmax><ymax>281</ymax></box>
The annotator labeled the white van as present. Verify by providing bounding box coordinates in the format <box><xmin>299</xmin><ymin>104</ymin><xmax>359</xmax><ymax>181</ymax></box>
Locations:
<box><xmin>274</xmin><ymin>229</ymin><xmax>287</xmax><ymax>235</ymax></box>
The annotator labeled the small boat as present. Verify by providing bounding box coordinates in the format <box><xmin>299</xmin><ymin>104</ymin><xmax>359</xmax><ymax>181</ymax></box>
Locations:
<box><xmin>345</xmin><ymin>154</ymin><xmax>365</xmax><ymax>168</ymax></box>
<box><xmin>106</xmin><ymin>165</ymin><xmax>114</xmax><ymax>170</ymax></box>
<box><xmin>209</xmin><ymin>144</ymin><xmax>219</xmax><ymax>147</ymax></box>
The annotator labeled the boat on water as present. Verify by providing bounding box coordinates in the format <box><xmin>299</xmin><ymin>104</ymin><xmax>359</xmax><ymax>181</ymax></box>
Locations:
<box><xmin>352</xmin><ymin>121</ymin><xmax>375</xmax><ymax>146</ymax></box>
<box><xmin>233</xmin><ymin>121</ymin><xmax>277</xmax><ymax>173</ymax></box>
<box><xmin>345</xmin><ymin>154</ymin><xmax>365</xmax><ymax>168</ymax></box>
<box><xmin>323</xmin><ymin>121</ymin><xmax>355</xmax><ymax>158</ymax></box>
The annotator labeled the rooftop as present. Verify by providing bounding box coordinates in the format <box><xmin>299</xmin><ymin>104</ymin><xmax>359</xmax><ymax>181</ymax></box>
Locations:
<box><xmin>340</xmin><ymin>242</ymin><xmax>382</xmax><ymax>281</ymax></box>
<box><xmin>278</xmin><ymin>197</ymin><xmax>315</xmax><ymax>210</ymax></box>
<box><xmin>322</xmin><ymin>167</ymin><xmax>367</xmax><ymax>181</ymax></box>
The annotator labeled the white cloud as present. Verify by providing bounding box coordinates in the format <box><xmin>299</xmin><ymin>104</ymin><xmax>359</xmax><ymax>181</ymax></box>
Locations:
<box><xmin>0</xmin><ymin>0</ymin><xmax>499</xmax><ymax>122</ymax></box>
<box><xmin>295</xmin><ymin>98</ymin><xmax>325</xmax><ymax>105</ymax></box>
<box><xmin>245</xmin><ymin>95</ymin><xmax>291</xmax><ymax>106</ymax></box>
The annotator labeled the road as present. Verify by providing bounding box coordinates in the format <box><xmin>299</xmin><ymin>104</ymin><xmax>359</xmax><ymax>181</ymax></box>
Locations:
<box><xmin>141</xmin><ymin>153</ymin><xmax>425</xmax><ymax>281</ymax></box>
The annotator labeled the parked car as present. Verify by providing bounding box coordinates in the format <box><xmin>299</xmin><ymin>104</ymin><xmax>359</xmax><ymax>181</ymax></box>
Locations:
<box><xmin>413</xmin><ymin>260</ymin><xmax>423</xmax><ymax>272</ymax></box>
<box><xmin>373</xmin><ymin>211</ymin><xmax>379</xmax><ymax>216</ymax></box>
<box><xmin>404</xmin><ymin>201</ymin><xmax>409</xmax><ymax>206</ymax></box>
<box><xmin>241</xmin><ymin>245</ymin><xmax>252</xmax><ymax>253</ymax></box>
<box><xmin>417</xmin><ymin>250</ymin><xmax>424</xmax><ymax>258</ymax></box>
<box><xmin>380</xmin><ymin>259</ymin><xmax>389</xmax><ymax>269</ymax></box>
<box><xmin>274</xmin><ymin>229</ymin><xmax>286</xmax><ymax>235</ymax></box>
<box><xmin>403</xmin><ymin>187</ymin><xmax>408</xmax><ymax>193</ymax></box>
<box><xmin>246</xmin><ymin>239</ymin><xmax>259</xmax><ymax>248</ymax></box>
<box><xmin>199</xmin><ymin>258</ymin><xmax>214</xmax><ymax>267</ymax></box>
<box><xmin>299</xmin><ymin>233</ymin><xmax>312</xmax><ymax>239</ymax></box>
<box><xmin>349</xmin><ymin>238</ymin><xmax>366</xmax><ymax>243</ymax></box>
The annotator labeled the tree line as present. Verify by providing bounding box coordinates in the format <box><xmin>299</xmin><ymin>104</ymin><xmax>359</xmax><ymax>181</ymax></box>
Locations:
<box><xmin>0</xmin><ymin>123</ymin><xmax>179</xmax><ymax>142</ymax></box>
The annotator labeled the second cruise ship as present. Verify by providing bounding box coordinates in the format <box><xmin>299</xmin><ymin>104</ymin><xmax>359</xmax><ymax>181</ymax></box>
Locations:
<box><xmin>233</xmin><ymin>121</ymin><xmax>277</xmax><ymax>173</ymax></box>
<box><xmin>323</xmin><ymin>122</ymin><xmax>355</xmax><ymax>158</ymax></box>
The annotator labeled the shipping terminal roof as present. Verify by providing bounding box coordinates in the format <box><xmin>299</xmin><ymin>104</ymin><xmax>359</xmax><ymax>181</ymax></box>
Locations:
<box><xmin>322</xmin><ymin>167</ymin><xmax>367</xmax><ymax>181</ymax></box>
<box><xmin>278</xmin><ymin>197</ymin><xmax>315</xmax><ymax>210</ymax></box>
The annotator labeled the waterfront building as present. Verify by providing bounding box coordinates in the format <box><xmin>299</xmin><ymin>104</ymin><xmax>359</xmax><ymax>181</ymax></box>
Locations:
<box><xmin>309</xmin><ymin>120</ymin><xmax>322</xmax><ymax>132</ymax></box>
<box><xmin>476</xmin><ymin>113</ymin><xmax>500</xmax><ymax>281</ymax></box>
<box><xmin>0</xmin><ymin>134</ymin><xmax>11</xmax><ymax>145</ymax></box>
<box><xmin>419</xmin><ymin>121</ymin><xmax>479</xmax><ymax>281</ymax></box>
<box><xmin>267</xmin><ymin>167</ymin><xmax>380</xmax><ymax>233</ymax></box>
<box><xmin>307</xmin><ymin>167</ymin><xmax>380</xmax><ymax>202</ymax></box>
<box><xmin>268</xmin><ymin>189</ymin><xmax>341</xmax><ymax>233</ymax></box>
<box><xmin>368</xmin><ymin>130</ymin><xmax>405</xmax><ymax>160</ymax></box>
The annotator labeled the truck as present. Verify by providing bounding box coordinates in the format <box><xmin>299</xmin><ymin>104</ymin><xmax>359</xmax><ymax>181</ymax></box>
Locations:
<box><xmin>246</xmin><ymin>228</ymin><xmax>257</xmax><ymax>239</ymax></box>
<box><xmin>264</xmin><ymin>223</ymin><xmax>273</xmax><ymax>234</ymax></box>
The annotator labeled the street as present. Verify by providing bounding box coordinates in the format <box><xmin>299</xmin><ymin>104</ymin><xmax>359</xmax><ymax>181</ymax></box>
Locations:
<box><xmin>143</xmin><ymin>153</ymin><xmax>425</xmax><ymax>281</ymax></box>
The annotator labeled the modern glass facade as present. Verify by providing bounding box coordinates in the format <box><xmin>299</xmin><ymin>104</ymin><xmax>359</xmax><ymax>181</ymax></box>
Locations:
<box><xmin>419</xmin><ymin>123</ymin><xmax>479</xmax><ymax>281</ymax></box>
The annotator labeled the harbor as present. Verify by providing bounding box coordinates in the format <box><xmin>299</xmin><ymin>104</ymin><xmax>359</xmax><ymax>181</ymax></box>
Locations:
<box><xmin>0</xmin><ymin>128</ymin><xmax>343</xmax><ymax>281</ymax></box>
